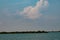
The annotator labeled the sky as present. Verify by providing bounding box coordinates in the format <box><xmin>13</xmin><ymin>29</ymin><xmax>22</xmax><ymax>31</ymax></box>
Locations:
<box><xmin>0</xmin><ymin>0</ymin><xmax>60</xmax><ymax>32</ymax></box>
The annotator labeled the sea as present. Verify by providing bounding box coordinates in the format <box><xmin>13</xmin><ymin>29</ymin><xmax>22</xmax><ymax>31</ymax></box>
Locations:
<box><xmin>0</xmin><ymin>32</ymin><xmax>60</xmax><ymax>40</ymax></box>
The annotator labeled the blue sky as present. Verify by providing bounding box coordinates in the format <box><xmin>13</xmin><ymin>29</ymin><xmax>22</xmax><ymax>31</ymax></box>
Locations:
<box><xmin>0</xmin><ymin>0</ymin><xmax>60</xmax><ymax>31</ymax></box>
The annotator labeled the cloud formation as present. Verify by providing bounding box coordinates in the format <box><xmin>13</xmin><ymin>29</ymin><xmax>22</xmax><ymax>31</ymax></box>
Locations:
<box><xmin>20</xmin><ymin>0</ymin><xmax>48</xmax><ymax>19</ymax></box>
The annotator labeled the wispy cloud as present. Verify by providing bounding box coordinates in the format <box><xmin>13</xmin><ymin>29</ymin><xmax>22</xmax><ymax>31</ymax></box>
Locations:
<box><xmin>20</xmin><ymin>0</ymin><xmax>48</xmax><ymax>19</ymax></box>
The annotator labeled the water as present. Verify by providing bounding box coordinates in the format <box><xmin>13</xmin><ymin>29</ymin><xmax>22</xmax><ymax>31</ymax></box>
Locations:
<box><xmin>0</xmin><ymin>32</ymin><xmax>60</xmax><ymax>40</ymax></box>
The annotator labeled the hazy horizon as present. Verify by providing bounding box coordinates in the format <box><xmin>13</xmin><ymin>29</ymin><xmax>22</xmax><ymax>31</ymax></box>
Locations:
<box><xmin>0</xmin><ymin>0</ymin><xmax>60</xmax><ymax>32</ymax></box>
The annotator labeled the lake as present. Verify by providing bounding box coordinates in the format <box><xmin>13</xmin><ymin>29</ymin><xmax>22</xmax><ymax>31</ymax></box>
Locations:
<box><xmin>0</xmin><ymin>32</ymin><xmax>60</xmax><ymax>40</ymax></box>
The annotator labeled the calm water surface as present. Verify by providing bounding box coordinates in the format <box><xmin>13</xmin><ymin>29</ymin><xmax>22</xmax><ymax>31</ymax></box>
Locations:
<box><xmin>0</xmin><ymin>32</ymin><xmax>60</xmax><ymax>40</ymax></box>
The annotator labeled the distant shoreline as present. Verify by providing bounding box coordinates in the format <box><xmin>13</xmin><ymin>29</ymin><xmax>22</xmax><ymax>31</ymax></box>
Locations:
<box><xmin>0</xmin><ymin>31</ymin><xmax>48</xmax><ymax>34</ymax></box>
<box><xmin>0</xmin><ymin>31</ymin><xmax>60</xmax><ymax>34</ymax></box>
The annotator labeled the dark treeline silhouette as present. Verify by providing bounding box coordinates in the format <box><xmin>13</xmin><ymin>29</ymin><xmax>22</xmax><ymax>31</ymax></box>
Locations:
<box><xmin>0</xmin><ymin>31</ymin><xmax>48</xmax><ymax>34</ymax></box>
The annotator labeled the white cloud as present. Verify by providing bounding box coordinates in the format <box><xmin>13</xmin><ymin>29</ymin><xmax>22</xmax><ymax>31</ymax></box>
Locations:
<box><xmin>20</xmin><ymin>0</ymin><xmax>48</xmax><ymax>19</ymax></box>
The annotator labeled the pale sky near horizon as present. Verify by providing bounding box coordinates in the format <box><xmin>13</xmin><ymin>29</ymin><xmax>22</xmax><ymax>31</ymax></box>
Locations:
<box><xmin>0</xmin><ymin>0</ymin><xmax>60</xmax><ymax>32</ymax></box>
